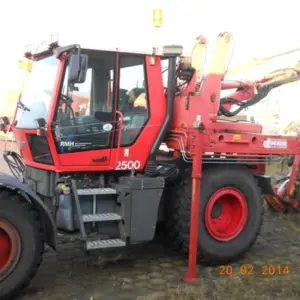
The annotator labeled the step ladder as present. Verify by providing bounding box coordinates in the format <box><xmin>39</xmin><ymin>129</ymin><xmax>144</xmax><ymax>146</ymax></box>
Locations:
<box><xmin>71</xmin><ymin>180</ymin><xmax>126</xmax><ymax>250</ymax></box>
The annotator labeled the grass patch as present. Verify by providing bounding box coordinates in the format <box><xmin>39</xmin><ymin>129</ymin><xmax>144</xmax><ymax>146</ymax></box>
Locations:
<box><xmin>138</xmin><ymin>274</ymin><xmax>300</xmax><ymax>300</ymax></box>
<box><xmin>265</xmin><ymin>161</ymin><xmax>289</xmax><ymax>177</ymax></box>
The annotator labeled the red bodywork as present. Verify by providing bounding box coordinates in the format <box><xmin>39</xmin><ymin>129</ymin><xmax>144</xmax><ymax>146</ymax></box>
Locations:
<box><xmin>5</xmin><ymin>33</ymin><xmax>300</xmax><ymax>282</ymax></box>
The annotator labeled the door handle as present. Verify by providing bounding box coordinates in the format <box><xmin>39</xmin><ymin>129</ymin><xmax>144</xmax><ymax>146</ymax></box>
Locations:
<box><xmin>92</xmin><ymin>156</ymin><xmax>107</xmax><ymax>162</ymax></box>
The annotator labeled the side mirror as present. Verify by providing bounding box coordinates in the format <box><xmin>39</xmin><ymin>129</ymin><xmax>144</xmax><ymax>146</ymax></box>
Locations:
<box><xmin>35</xmin><ymin>118</ymin><xmax>46</xmax><ymax>136</ymax></box>
<box><xmin>68</xmin><ymin>54</ymin><xmax>88</xmax><ymax>84</ymax></box>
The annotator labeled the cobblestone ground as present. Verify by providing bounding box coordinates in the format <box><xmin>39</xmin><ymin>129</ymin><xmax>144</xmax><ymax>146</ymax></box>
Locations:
<box><xmin>1</xmin><ymin>141</ymin><xmax>300</xmax><ymax>299</ymax></box>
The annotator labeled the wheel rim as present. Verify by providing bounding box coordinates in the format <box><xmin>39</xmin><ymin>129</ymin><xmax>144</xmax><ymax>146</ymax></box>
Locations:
<box><xmin>205</xmin><ymin>187</ymin><xmax>248</xmax><ymax>241</ymax></box>
<box><xmin>0</xmin><ymin>219</ymin><xmax>21</xmax><ymax>281</ymax></box>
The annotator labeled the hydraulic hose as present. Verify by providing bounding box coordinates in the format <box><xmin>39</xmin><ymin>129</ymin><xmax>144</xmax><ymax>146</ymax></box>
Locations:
<box><xmin>3</xmin><ymin>151</ymin><xmax>25</xmax><ymax>182</ymax></box>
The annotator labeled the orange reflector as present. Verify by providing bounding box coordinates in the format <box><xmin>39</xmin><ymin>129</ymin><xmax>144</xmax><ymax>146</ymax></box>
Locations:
<box><xmin>233</xmin><ymin>134</ymin><xmax>241</xmax><ymax>140</ymax></box>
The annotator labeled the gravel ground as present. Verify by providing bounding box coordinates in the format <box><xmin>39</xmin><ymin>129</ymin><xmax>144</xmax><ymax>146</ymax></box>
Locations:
<box><xmin>1</xmin><ymin>140</ymin><xmax>300</xmax><ymax>300</ymax></box>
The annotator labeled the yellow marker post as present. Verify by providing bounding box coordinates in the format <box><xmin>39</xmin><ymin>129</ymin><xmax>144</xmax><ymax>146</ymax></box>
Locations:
<box><xmin>191</xmin><ymin>35</ymin><xmax>207</xmax><ymax>83</ymax></box>
<box><xmin>208</xmin><ymin>32</ymin><xmax>232</xmax><ymax>76</ymax></box>
<box><xmin>18</xmin><ymin>59</ymin><xmax>32</xmax><ymax>72</ymax></box>
<box><xmin>18</xmin><ymin>59</ymin><xmax>32</xmax><ymax>93</ymax></box>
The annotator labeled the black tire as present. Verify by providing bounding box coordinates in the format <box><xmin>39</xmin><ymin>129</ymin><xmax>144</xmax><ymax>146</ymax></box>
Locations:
<box><xmin>0</xmin><ymin>189</ymin><xmax>44</xmax><ymax>300</ymax></box>
<box><xmin>166</xmin><ymin>165</ymin><xmax>264</xmax><ymax>264</ymax></box>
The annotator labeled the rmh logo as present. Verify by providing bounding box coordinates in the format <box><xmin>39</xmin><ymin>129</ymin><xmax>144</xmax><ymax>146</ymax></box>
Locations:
<box><xmin>60</xmin><ymin>141</ymin><xmax>75</xmax><ymax>147</ymax></box>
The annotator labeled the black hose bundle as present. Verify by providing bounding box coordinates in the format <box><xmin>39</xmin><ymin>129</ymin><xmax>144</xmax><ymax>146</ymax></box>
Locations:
<box><xmin>3</xmin><ymin>151</ymin><xmax>25</xmax><ymax>182</ymax></box>
<box><xmin>219</xmin><ymin>85</ymin><xmax>274</xmax><ymax>117</ymax></box>
<box><xmin>219</xmin><ymin>67</ymin><xmax>300</xmax><ymax>117</ymax></box>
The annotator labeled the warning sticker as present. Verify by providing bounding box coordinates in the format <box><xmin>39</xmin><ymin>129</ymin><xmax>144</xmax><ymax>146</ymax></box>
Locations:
<box><xmin>263</xmin><ymin>138</ymin><xmax>287</xmax><ymax>149</ymax></box>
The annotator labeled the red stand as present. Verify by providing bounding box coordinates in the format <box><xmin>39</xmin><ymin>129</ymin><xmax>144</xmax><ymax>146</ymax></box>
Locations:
<box><xmin>184</xmin><ymin>139</ymin><xmax>202</xmax><ymax>283</ymax></box>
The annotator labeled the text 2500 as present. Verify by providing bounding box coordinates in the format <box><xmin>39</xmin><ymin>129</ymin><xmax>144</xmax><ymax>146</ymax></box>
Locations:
<box><xmin>116</xmin><ymin>160</ymin><xmax>141</xmax><ymax>170</ymax></box>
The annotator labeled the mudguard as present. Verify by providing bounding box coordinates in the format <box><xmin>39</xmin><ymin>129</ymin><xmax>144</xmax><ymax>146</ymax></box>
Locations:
<box><xmin>254</xmin><ymin>174</ymin><xmax>275</xmax><ymax>195</ymax></box>
<box><xmin>0</xmin><ymin>172</ymin><xmax>57</xmax><ymax>249</ymax></box>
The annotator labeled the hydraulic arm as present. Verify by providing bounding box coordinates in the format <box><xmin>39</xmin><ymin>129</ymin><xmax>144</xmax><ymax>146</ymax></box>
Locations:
<box><xmin>219</xmin><ymin>62</ymin><xmax>300</xmax><ymax>117</ymax></box>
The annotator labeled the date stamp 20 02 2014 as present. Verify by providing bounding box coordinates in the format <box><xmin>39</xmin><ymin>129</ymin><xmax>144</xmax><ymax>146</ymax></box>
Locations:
<box><xmin>218</xmin><ymin>264</ymin><xmax>300</xmax><ymax>276</ymax></box>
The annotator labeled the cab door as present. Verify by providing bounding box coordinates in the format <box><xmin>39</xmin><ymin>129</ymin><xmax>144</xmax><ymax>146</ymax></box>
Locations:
<box><xmin>110</xmin><ymin>54</ymin><xmax>166</xmax><ymax>171</ymax></box>
<box><xmin>53</xmin><ymin>51</ymin><xmax>117</xmax><ymax>167</ymax></box>
<box><xmin>115</xmin><ymin>54</ymin><xmax>149</xmax><ymax>148</ymax></box>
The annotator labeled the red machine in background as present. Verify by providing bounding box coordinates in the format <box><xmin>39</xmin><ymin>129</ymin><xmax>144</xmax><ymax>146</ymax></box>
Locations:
<box><xmin>1</xmin><ymin>32</ymin><xmax>300</xmax><ymax>299</ymax></box>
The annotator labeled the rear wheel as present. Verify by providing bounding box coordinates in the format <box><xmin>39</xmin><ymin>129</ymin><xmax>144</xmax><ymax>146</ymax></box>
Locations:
<box><xmin>0</xmin><ymin>190</ymin><xmax>44</xmax><ymax>300</ymax></box>
<box><xmin>166</xmin><ymin>165</ymin><xmax>264</xmax><ymax>264</ymax></box>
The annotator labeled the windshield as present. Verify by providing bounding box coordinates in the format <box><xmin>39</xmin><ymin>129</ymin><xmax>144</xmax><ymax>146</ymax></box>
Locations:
<box><xmin>15</xmin><ymin>56</ymin><xmax>59</xmax><ymax>129</ymax></box>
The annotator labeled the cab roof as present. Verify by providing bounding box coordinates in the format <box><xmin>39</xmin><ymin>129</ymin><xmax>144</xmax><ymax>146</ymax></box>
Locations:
<box><xmin>29</xmin><ymin>40</ymin><xmax>184</xmax><ymax>61</ymax></box>
<box><xmin>81</xmin><ymin>46</ymin><xmax>164</xmax><ymax>56</ymax></box>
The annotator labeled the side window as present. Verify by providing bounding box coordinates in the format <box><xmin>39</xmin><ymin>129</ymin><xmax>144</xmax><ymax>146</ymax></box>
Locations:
<box><xmin>61</xmin><ymin>68</ymin><xmax>92</xmax><ymax>117</ymax></box>
<box><xmin>54</xmin><ymin>53</ymin><xmax>116</xmax><ymax>153</ymax></box>
<box><xmin>118</xmin><ymin>55</ymin><xmax>149</xmax><ymax>146</ymax></box>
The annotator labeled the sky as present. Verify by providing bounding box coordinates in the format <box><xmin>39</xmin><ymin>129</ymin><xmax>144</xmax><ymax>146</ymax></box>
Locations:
<box><xmin>1</xmin><ymin>0</ymin><xmax>300</xmax><ymax>130</ymax></box>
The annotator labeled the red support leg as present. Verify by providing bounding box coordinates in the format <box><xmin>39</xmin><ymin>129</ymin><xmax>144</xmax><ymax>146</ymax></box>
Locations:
<box><xmin>285</xmin><ymin>154</ymin><xmax>300</xmax><ymax>206</ymax></box>
<box><xmin>184</xmin><ymin>150</ymin><xmax>202</xmax><ymax>283</ymax></box>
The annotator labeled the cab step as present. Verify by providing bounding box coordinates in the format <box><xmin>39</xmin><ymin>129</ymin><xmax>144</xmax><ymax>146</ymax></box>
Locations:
<box><xmin>82</xmin><ymin>213</ymin><xmax>121</xmax><ymax>222</ymax></box>
<box><xmin>71</xmin><ymin>179</ymin><xmax>125</xmax><ymax>250</ymax></box>
<box><xmin>86</xmin><ymin>238</ymin><xmax>126</xmax><ymax>250</ymax></box>
<box><xmin>77</xmin><ymin>187</ymin><xmax>117</xmax><ymax>195</ymax></box>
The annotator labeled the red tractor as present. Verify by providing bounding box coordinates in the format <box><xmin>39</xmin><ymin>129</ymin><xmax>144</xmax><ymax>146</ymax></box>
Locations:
<box><xmin>0</xmin><ymin>33</ymin><xmax>300</xmax><ymax>299</ymax></box>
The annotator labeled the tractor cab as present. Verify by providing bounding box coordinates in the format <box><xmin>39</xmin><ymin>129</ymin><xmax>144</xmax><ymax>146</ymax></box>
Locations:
<box><xmin>10</xmin><ymin>44</ymin><xmax>181</xmax><ymax>173</ymax></box>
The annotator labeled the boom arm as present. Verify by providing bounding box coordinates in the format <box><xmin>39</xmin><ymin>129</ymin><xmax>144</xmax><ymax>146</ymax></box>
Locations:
<box><xmin>176</xmin><ymin>33</ymin><xmax>300</xmax><ymax>122</ymax></box>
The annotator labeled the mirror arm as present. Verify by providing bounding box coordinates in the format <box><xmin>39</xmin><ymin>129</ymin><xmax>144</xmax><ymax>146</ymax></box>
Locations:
<box><xmin>35</xmin><ymin>118</ymin><xmax>47</xmax><ymax>136</ymax></box>
<box><xmin>56</xmin><ymin>44</ymin><xmax>81</xmax><ymax>59</ymax></box>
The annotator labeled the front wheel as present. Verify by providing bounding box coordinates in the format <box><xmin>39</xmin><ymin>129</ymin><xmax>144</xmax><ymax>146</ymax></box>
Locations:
<box><xmin>0</xmin><ymin>190</ymin><xmax>45</xmax><ymax>300</ymax></box>
<box><xmin>166</xmin><ymin>165</ymin><xmax>264</xmax><ymax>264</ymax></box>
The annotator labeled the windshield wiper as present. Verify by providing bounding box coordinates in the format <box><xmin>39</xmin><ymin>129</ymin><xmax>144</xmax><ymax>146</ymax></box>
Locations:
<box><xmin>17</xmin><ymin>100</ymin><xmax>30</xmax><ymax>112</ymax></box>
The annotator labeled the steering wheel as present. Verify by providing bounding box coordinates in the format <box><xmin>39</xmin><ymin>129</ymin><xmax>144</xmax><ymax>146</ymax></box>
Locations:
<box><xmin>60</xmin><ymin>94</ymin><xmax>77</xmax><ymax>125</ymax></box>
